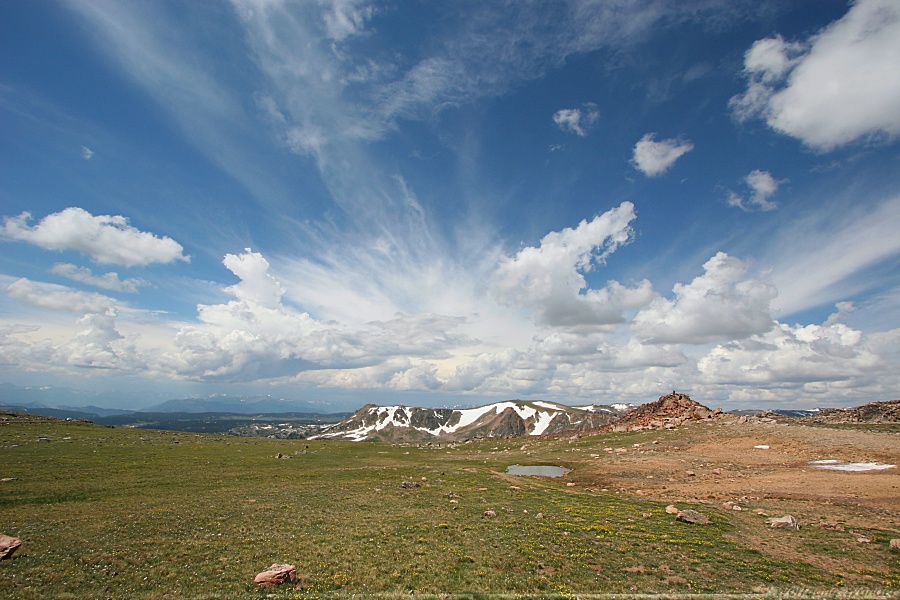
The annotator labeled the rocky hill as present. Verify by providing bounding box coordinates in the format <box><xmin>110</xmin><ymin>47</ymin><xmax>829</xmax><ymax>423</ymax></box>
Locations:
<box><xmin>607</xmin><ymin>392</ymin><xmax>721</xmax><ymax>432</ymax></box>
<box><xmin>797</xmin><ymin>398</ymin><xmax>900</xmax><ymax>425</ymax></box>
<box><xmin>311</xmin><ymin>401</ymin><xmax>632</xmax><ymax>442</ymax></box>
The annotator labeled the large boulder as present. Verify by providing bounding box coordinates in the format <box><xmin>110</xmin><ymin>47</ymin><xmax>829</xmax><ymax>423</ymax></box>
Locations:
<box><xmin>254</xmin><ymin>563</ymin><xmax>297</xmax><ymax>587</ymax></box>
<box><xmin>675</xmin><ymin>509</ymin><xmax>710</xmax><ymax>525</ymax></box>
<box><xmin>766</xmin><ymin>515</ymin><xmax>800</xmax><ymax>530</ymax></box>
<box><xmin>0</xmin><ymin>535</ymin><xmax>22</xmax><ymax>560</ymax></box>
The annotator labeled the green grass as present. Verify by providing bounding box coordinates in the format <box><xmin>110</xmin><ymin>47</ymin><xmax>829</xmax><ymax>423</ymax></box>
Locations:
<box><xmin>0</xmin><ymin>416</ymin><xmax>897</xmax><ymax>598</ymax></box>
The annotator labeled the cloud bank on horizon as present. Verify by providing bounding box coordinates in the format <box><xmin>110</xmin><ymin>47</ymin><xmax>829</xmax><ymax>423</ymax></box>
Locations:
<box><xmin>1</xmin><ymin>0</ymin><xmax>898</xmax><ymax>410</ymax></box>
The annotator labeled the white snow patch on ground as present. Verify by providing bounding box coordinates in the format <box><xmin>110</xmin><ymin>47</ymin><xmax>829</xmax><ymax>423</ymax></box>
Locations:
<box><xmin>808</xmin><ymin>460</ymin><xmax>896</xmax><ymax>472</ymax></box>
<box><xmin>533</xmin><ymin>401</ymin><xmax>563</xmax><ymax>411</ymax></box>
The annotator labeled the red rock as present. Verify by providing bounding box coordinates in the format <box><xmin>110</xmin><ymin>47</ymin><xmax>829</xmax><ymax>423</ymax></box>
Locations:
<box><xmin>0</xmin><ymin>535</ymin><xmax>22</xmax><ymax>560</ymax></box>
<box><xmin>607</xmin><ymin>393</ymin><xmax>719</xmax><ymax>432</ymax></box>
<box><xmin>254</xmin><ymin>563</ymin><xmax>297</xmax><ymax>587</ymax></box>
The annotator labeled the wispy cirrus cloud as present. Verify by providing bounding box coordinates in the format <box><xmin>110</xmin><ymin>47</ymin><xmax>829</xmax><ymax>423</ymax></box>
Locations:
<box><xmin>553</xmin><ymin>104</ymin><xmax>599</xmax><ymax>136</ymax></box>
<box><xmin>764</xmin><ymin>194</ymin><xmax>900</xmax><ymax>317</ymax></box>
<box><xmin>50</xmin><ymin>263</ymin><xmax>150</xmax><ymax>293</ymax></box>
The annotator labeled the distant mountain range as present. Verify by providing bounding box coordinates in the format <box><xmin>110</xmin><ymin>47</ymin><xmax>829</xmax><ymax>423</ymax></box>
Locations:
<box><xmin>0</xmin><ymin>383</ymin><xmax>334</xmax><ymax>416</ymax></box>
<box><xmin>140</xmin><ymin>396</ymin><xmax>331</xmax><ymax>414</ymax></box>
<box><xmin>312</xmin><ymin>400</ymin><xmax>635</xmax><ymax>442</ymax></box>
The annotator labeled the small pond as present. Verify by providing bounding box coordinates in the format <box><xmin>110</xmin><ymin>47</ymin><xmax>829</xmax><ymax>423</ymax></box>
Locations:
<box><xmin>506</xmin><ymin>465</ymin><xmax>571</xmax><ymax>478</ymax></box>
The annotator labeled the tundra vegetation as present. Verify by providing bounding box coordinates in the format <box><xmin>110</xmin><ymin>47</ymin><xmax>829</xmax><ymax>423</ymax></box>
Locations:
<box><xmin>0</xmin><ymin>411</ymin><xmax>898</xmax><ymax>598</ymax></box>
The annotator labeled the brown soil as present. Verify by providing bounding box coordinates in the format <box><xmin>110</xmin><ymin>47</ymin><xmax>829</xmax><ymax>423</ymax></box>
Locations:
<box><xmin>573</xmin><ymin>419</ymin><xmax>900</xmax><ymax>532</ymax></box>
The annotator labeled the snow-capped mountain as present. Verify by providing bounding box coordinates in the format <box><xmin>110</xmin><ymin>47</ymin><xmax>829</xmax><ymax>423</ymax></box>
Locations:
<box><xmin>312</xmin><ymin>400</ymin><xmax>633</xmax><ymax>442</ymax></box>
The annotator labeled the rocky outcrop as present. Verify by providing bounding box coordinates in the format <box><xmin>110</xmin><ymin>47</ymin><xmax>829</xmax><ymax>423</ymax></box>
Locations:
<box><xmin>607</xmin><ymin>393</ymin><xmax>720</xmax><ymax>432</ymax></box>
<box><xmin>799</xmin><ymin>399</ymin><xmax>900</xmax><ymax>425</ymax></box>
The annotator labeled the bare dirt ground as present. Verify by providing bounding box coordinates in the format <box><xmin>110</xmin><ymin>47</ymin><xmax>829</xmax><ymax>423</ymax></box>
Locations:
<box><xmin>574</xmin><ymin>419</ymin><xmax>900</xmax><ymax>530</ymax></box>
<box><xmin>564</xmin><ymin>419</ymin><xmax>900</xmax><ymax>585</ymax></box>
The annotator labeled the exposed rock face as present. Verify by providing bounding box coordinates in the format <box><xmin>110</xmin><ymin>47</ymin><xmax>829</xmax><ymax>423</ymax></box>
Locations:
<box><xmin>314</xmin><ymin>401</ymin><xmax>628</xmax><ymax>442</ymax></box>
<box><xmin>254</xmin><ymin>563</ymin><xmax>297</xmax><ymax>587</ymax></box>
<box><xmin>0</xmin><ymin>535</ymin><xmax>22</xmax><ymax>560</ymax></box>
<box><xmin>799</xmin><ymin>399</ymin><xmax>900</xmax><ymax>425</ymax></box>
<box><xmin>607</xmin><ymin>393</ymin><xmax>720</xmax><ymax>432</ymax></box>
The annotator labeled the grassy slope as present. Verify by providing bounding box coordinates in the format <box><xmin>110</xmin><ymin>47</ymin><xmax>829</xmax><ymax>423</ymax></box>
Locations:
<box><xmin>0</xmin><ymin>414</ymin><xmax>896</xmax><ymax>598</ymax></box>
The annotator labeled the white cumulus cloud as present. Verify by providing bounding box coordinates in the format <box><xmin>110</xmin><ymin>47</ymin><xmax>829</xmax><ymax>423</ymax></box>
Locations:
<box><xmin>631</xmin><ymin>133</ymin><xmax>693</xmax><ymax>177</ymax></box>
<box><xmin>730</xmin><ymin>0</ymin><xmax>900</xmax><ymax>151</ymax></box>
<box><xmin>632</xmin><ymin>252</ymin><xmax>776</xmax><ymax>344</ymax></box>
<box><xmin>491</xmin><ymin>202</ymin><xmax>653</xmax><ymax>328</ymax></box>
<box><xmin>698</xmin><ymin>322</ymin><xmax>882</xmax><ymax>385</ymax></box>
<box><xmin>1</xmin><ymin>207</ymin><xmax>189</xmax><ymax>267</ymax></box>
<box><xmin>727</xmin><ymin>169</ymin><xmax>781</xmax><ymax>212</ymax></box>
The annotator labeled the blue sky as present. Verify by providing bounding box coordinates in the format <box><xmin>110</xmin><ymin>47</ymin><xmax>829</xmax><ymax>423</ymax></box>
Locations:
<box><xmin>1</xmin><ymin>0</ymin><xmax>899</xmax><ymax>411</ymax></box>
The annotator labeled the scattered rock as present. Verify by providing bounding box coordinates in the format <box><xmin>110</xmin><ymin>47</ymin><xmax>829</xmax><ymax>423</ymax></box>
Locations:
<box><xmin>753</xmin><ymin>445</ymin><xmax>770</xmax><ymax>450</ymax></box>
<box><xmin>766</xmin><ymin>515</ymin><xmax>800</xmax><ymax>530</ymax></box>
<box><xmin>685</xmin><ymin>470</ymin><xmax>696</xmax><ymax>477</ymax></box>
<box><xmin>890</xmin><ymin>539</ymin><xmax>900</xmax><ymax>552</ymax></box>
<box><xmin>483</xmin><ymin>510</ymin><xmax>497</xmax><ymax>517</ymax></box>
<box><xmin>850</xmin><ymin>530</ymin><xmax>872</xmax><ymax>543</ymax></box>
<box><xmin>817</xmin><ymin>521</ymin><xmax>844</xmax><ymax>531</ymax></box>
<box><xmin>665</xmin><ymin>505</ymin><xmax>679</xmax><ymax>514</ymax></box>
<box><xmin>0</xmin><ymin>535</ymin><xmax>22</xmax><ymax>560</ymax></box>
<box><xmin>624</xmin><ymin>565</ymin><xmax>647</xmax><ymax>573</ymax></box>
<box><xmin>254</xmin><ymin>563</ymin><xmax>296</xmax><ymax>587</ymax></box>
<box><xmin>675</xmin><ymin>509</ymin><xmax>710</xmax><ymax>525</ymax></box>
<box><xmin>1</xmin><ymin>478</ymin><xmax>18</xmax><ymax>482</ymax></box>
<box><xmin>399</xmin><ymin>481</ymin><xmax>421</xmax><ymax>489</ymax></box>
